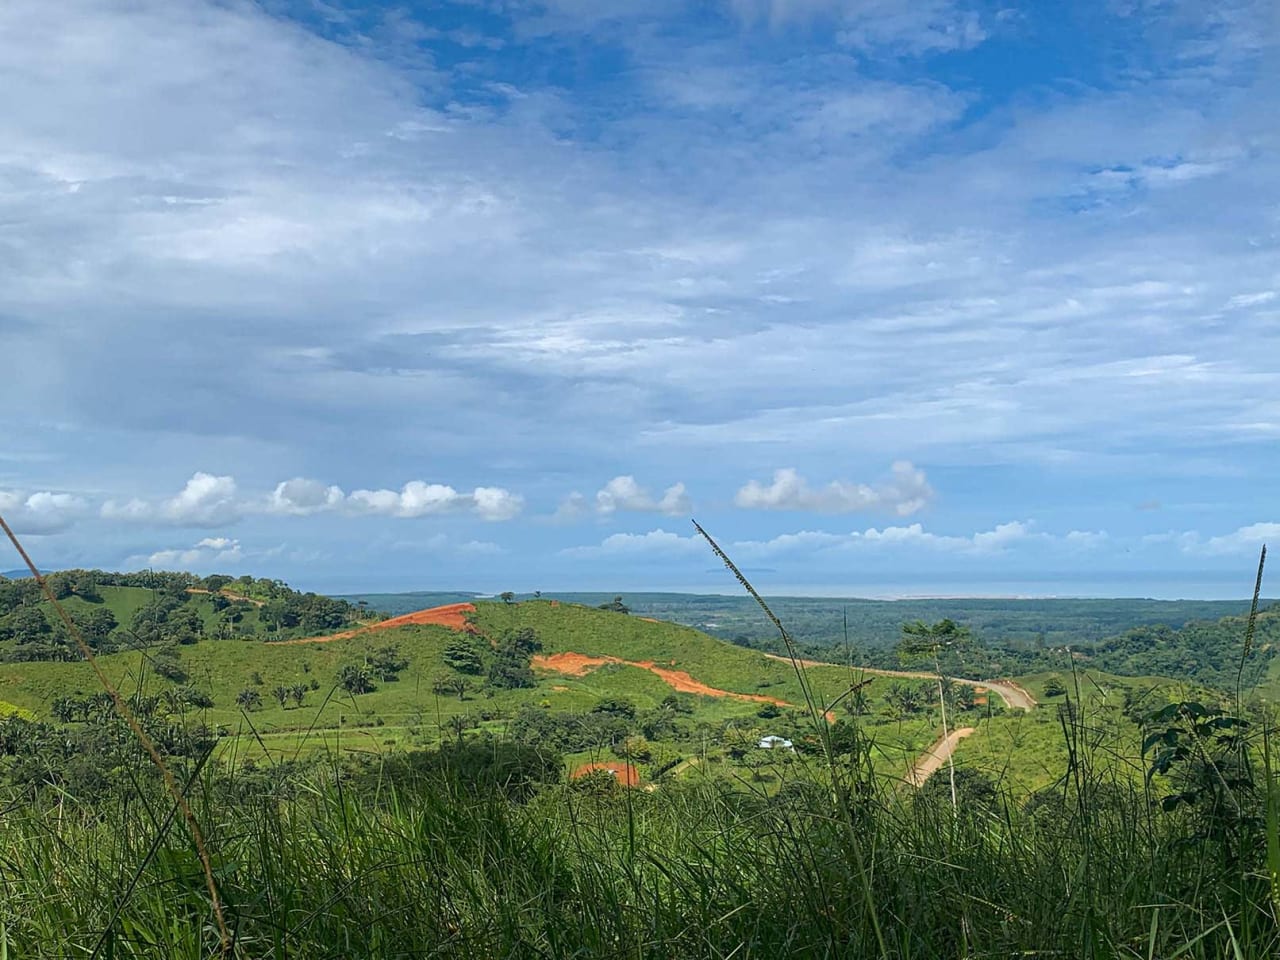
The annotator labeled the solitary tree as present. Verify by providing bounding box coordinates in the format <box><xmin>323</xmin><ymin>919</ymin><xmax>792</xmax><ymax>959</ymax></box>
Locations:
<box><xmin>236</xmin><ymin>689</ymin><xmax>263</xmax><ymax>711</ymax></box>
<box><xmin>433</xmin><ymin>674</ymin><xmax>470</xmax><ymax>701</ymax></box>
<box><xmin>443</xmin><ymin>636</ymin><xmax>485</xmax><ymax>675</ymax></box>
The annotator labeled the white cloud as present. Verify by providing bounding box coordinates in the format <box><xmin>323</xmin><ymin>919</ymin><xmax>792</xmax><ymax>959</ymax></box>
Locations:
<box><xmin>562</xmin><ymin>528</ymin><xmax>704</xmax><ymax>557</ymax></box>
<box><xmin>553</xmin><ymin>491</ymin><xmax>591</xmax><ymax>521</ymax></box>
<box><xmin>733</xmin><ymin>520</ymin><xmax>1034</xmax><ymax>556</ymax></box>
<box><xmin>1227</xmin><ymin>291</ymin><xmax>1276</xmax><ymax>309</ymax></box>
<box><xmin>102</xmin><ymin>472</ymin><xmax>240</xmax><ymax>527</ymax></box>
<box><xmin>725</xmin><ymin>0</ymin><xmax>987</xmax><ymax>55</ymax></box>
<box><xmin>0</xmin><ymin>489</ymin><xmax>89</xmax><ymax>534</ymax></box>
<box><xmin>472</xmin><ymin>486</ymin><xmax>525</xmax><ymax>521</ymax></box>
<box><xmin>265</xmin><ymin>478</ymin><xmax>345</xmax><ymax>516</ymax></box>
<box><xmin>101</xmin><ymin>474</ymin><xmax>523</xmax><ymax>525</ymax></box>
<box><xmin>594</xmin><ymin>476</ymin><xmax>691</xmax><ymax>516</ymax></box>
<box><xmin>137</xmin><ymin>537</ymin><xmax>243</xmax><ymax>570</ymax></box>
<box><xmin>1064</xmin><ymin>530</ymin><xmax>1109</xmax><ymax>549</ymax></box>
<box><xmin>735</xmin><ymin>461</ymin><xmax>932</xmax><ymax>515</ymax></box>
<box><xmin>348</xmin><ymin>481</ymin><xmax>524</xmax><ymax>520</ymax></box>
<box><xmin>1190</xmin><ymin>522</ymin><xmax>1279</xmax><ymax>556</ymax></box>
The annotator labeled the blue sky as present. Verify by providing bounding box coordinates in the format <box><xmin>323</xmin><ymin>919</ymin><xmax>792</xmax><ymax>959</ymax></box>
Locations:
<box><xmin>0</xmin><ymin>0</ymin><xmax>1277</xmax><ymax>598</ymax></box>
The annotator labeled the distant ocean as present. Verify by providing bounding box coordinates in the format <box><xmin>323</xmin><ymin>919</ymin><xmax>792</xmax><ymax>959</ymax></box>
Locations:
<box><xmin>645</xmin><ymin>572</ymin><xmax>1270</xmax><ymax>602</ymax></box>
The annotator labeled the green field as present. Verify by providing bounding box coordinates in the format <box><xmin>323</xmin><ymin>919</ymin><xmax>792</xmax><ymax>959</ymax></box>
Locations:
<box><xmin>0</xmin><ymin>593</ymin><xmax>1215</xmax><ymax>797</ymax></box>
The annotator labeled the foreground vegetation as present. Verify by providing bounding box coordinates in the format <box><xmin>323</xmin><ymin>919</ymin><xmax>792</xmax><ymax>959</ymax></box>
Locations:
<box><xmin>1</xmin><ymin>562</ymin><xmax>1277</xmax><ymax>957</ymax></box>
<box><xmin>2</xmin><ymin>698</ymin><xmax>1279</xmax><ymax>959</ymax></box>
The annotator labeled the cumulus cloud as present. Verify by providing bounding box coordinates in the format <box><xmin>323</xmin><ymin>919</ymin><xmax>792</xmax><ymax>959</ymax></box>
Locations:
<box><xmin>100</xmin><ymin>473</ymin><xmax>524</xmax><ymax>525</ymax></box>
<box><xmin>1186</xmin><ymin>522</ymin><xmax>1278</xmax><ymax>556</ymax></box>
<box><xmin>562</xmin><ymin>528</ymin><xmax>704</xmax><ymax>557</ymax></box>
<box><xmin>735</xmin><ymin>461</ymin><xmax>932</xmax><ymax>516</ymax></box>
<box><xmin>472</xmin><ymin>487</ymin><xmax>525</xmax><ymax>521</ymax></box>
<box><xmin>594</xmin><ymin>476</ymin><xmax>691</xmax><ymax>516</ymax></box>
<box><xmin>348</xmin><ymin>481</ymin><xmax>524</xmax><ymax>521</ymax></box>
<box><xmin>732</xmin><ymin>520</ymin><xmax>1034</xmax><ymax>556</ymax></box>
<box><xmin>102</xmin><ymin>472</ymin><xmax>240</xmax><ymax>527</ymax></box>
<box><xmin>265</xmin><ymin>478</ymin><xmax>345</xmax><ymax>516</ymax></box>
<box><xmin>136</xmin><ymin>536</ymin><xmax>244</xmax><ymax>570</ymax></box>
<box><xmin>0</xmin><ymin>489</ymin><xmax>89</xmax><ymax>534</ymax></box>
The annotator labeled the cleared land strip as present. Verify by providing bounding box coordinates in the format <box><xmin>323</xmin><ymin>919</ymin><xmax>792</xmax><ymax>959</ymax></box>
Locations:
<box><xmin>763</xmin><ymin>654</ymin><xmax>1037</xmax><ymax>711</ymax></box>
<box><xmin>185</xmin><ymin>587</ymin><xmax>266</xmax><ymax>607</ymax></box>
<box><xmin>906</xmin><ymin>727</ymin><xmax>976</xmax><ymax>787</ymax></box>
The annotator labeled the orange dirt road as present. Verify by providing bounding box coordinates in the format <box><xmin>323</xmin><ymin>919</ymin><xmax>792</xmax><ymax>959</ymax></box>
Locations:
<box><xmin>906</xmin><ymin>727</ymin><xmax>976</xmax><ymax>787</ymax></box>
<box><xmin>533</xmin><ymin>651</ymin><xmax>792</xmax><ymax>707</ymax></box>
<box><xmin>269</xmin><ymin>602</ymin><xmax>477</xmax><ymax>645</ymax></box>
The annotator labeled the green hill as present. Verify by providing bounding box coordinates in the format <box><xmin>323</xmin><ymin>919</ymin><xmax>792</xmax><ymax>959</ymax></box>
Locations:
<box><xmin>0</xmin><ymin>569</ymin><xmax>365</xmax><ymax>660</ymax></box>
<box><xmin>0</xmin><ymin>589</ymin><xmax>1215</xmax><ymax>799</ymax></box>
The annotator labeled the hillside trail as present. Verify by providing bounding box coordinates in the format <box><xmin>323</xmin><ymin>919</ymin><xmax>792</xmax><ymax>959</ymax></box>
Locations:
<box><xmin>906</xmin><ymin>727</ymin><xmax>976</xmax><ymax>787</ymax></box>
<box><xmin>268</xmin><ymin>602</ymin><xmax>477</xmax><ymax>645</ymax></box>
<box><xmin>185</xmin><ymin>587</ymin><xmax>266</xmax><ymax>607</ymax></box>
<box><xmin>763</xmin><ymin>654</ymin><xmax>1036</xmax><ymax>711</ymax></box>
<box><xmin>533</xmin><ymin>652</ymin><xmax>794</xmax><ymax>707</ymax></box>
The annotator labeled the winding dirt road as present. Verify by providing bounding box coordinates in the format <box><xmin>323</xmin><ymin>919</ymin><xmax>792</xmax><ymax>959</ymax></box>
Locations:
<box><xmin>906</xmin><ymin>727</ymin><xmax>976</xmax><ymax>787</ymax></box>
<box><xmin>763</xmin><ymin>654</ymin><xmax>1036</xmax><ymax>711</ymax></box>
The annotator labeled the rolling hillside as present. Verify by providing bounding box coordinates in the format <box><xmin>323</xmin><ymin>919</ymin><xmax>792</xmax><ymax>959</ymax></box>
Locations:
<box><xmin>0</xmin><ymin>591</ymin><xmax>1200</xmax><ymax>796</ymax></box>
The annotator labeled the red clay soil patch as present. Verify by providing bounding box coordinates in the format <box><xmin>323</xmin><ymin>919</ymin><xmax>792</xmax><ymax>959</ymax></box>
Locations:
<box><xmin>533</xmin><ymin>652</ymin><xmax>791</xmax><ymax>707</ymax></box>
<box><xmin>270</xmin><ymin>602</ymin><xmax>477</xmax><ymax>646</ymax></box>
<box><xmin>570</xmin><ymin>761</ymin><xmax>641</xmax><ymax>787</ymax></box>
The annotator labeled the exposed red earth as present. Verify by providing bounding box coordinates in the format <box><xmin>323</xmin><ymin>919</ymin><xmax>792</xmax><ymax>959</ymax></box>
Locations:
<box><xmin>570</xmin><ymin>761</ymin><xmax>641</xmax><ymax>787</ymax></box>
<box><xmin>269</xmin><ymin>602</ymin><xmax>477</xmax><ymax>645</ymax></box>
<box><xmin>533</xmin><ymin>651</ymin><xmax>792</xmax><ymax>706</ymax></box>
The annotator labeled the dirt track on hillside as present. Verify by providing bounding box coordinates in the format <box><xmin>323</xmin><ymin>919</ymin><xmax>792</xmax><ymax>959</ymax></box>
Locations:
<box><xmin>906</xmin><ymin>727</ymin><xmax>976</xmax><ymax>787</ymax></box>
<box><xmin>185</xmin><ymin>587</ymin><xmax>265</xmax><ymax>607</ymax></box>
<box><xmin>763</xmin><ymin>654</ymin><xmax>1036</xmax><ymax>711</ymax></box>
<box><xmin>268</xmin><ymin>602</ymin><xmax>477</xmax><ymax>645</ymax></box>
<box><xmin>533</xmin><ymin>651</ymin><xmax>793</xmax><ymax>707</ymax></box>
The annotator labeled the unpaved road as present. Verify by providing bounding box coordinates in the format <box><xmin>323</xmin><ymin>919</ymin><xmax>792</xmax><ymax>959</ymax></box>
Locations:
<box><xmin>906</xmin><ymin>727</ymin><xmax>976</xmax><ymax>787</ymax></box>
<box><xmin>764</xmin><ymin>654</ymin><xmax>1036</xmax><ymax>711</ymax></box>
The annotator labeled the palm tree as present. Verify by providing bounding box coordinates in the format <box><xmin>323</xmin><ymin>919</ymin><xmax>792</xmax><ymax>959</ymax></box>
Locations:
<box><xmin>236</xmin><ymin>689</ymin><xmax>262</xmax><ymax>711</ymax></box>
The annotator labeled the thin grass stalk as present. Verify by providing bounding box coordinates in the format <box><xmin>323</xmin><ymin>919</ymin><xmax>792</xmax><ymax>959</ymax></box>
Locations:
<box><xmin>691</xmin><ymin>518</ymin><xmax>889</xmax><ymax>960</ymax></box>
<box><xmin>1236</xmin><ymin>545</ymin><xmax>1267</xmax><ymax>715</ymax></box>
<box><xmin>0</xmin><ymin>514</ymin><xmax>232</xmax><ymax>956</ymax></box>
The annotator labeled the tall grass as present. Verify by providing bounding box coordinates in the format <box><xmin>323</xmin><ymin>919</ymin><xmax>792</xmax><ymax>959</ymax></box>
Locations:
<box><xmin>1</xmin><ymin>760</ymin><xmax>1278</xmax><ymax>959</ymax></box>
